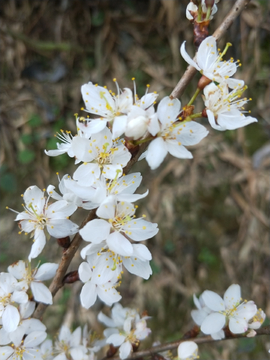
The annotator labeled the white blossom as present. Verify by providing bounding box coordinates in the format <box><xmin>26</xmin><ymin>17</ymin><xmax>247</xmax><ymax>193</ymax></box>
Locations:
<box><xmin>203</xmin><ymin>81</ymin><xmax>257</xmax><ymax>131</ymax></box>
<box><xmin>177</xmin><ymin>341</ymin><xmax>198</xmax><ymax>360</ymax></box>
<box><xmin>72</xmin><ymin>127</ymin><xmax>131</xmax><ymax>186</ymax></box>
<box><xmin>79</xmin><ymin>197</ymin><xmax>158</xmax><ymax>257</ymax></box>
<box><xmin>180</xmin><ymin>36</ymin><xmax>242</xmax><ymax>88</ymax></box>
<box><xmin>54</xmin><ymin>326</ymin><xmax>87</xmax><ymax>360</ymax></box>
<box><xmin>80</xmin><ymin>81</ymin><xmax>133</xmax><ymax>139</ymax></box>
<box><xmin>145</xmin><ymin>96</ymin><xmax>208</xmax><ymax>169</ymax></box>
<box><xmin>200</xmin><ymin>284</ymin><xmax>257</xmax><ymax>335</ymax></box>
<box><xmin>99</xmin><ymin>304</ymin><xmax>151</xmax><ymax>360</ymax></box>
<box><xmin>8</xmin><ymin>260</ymin><xmax>58</xmax><ymax>305</ymax></box>
<box><xmin>79</xmin><ymin>261</ymin><xmax>121</xmax><ymax>309</ymax></box>
<box><xmin>0</xmin><ymin>327</ymin><xmax>47</xmax><ymax>360</ymax></box>
<box><xmin>10</xmin><ymin>186</ymin><xmax>78</xmax><ymax>261</ymax></box>
<box><xmin>0</xmin><ymin>273</ymin><xmax>28</xmax><ymax>333</ymax></box>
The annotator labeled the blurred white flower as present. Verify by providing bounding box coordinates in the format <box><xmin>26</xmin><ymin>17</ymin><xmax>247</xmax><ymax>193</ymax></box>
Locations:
<box><xmin>99</xmin><ymin>303</ymin><xmax>151</xmax><ymax>360</ymax></box>
<box><xmin>177</xmin><ymin>341</ymin><xmax>198</xmax><ymax>360</ymax></box>
<box><xmin>200</xmin><ymin>284</ymin><xmax>257</xmax><ymax>335</ymax></box>
<box><xmin>0</xmin><ymin>273</ymin><xmax>28</xmax><ymax>333</ymax></box>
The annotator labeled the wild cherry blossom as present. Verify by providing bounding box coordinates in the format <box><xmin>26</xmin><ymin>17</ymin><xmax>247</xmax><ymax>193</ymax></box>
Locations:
<box><xmin>10</xmin><ymin>185</ymin><xmax>78</xmax><ymax>261</ymax></box>
<box><xmin>7</xmin><ymin>260</ymin><xmax>58</xmax><ymax>305</ymax></box>
<box><xmin>124</xmin><ymin>104</ymin><xmax>159</xmax><ymax>140</ymax></box>
<box><xmin>63</xmin><ymin>172</ymin><xmax>148</xmax><ymax>211</ymax></box>
<box><xmin>99</xmin><ymin>303</ymin><xmax>151</xmax><ymax>360</ymax></box>
<box><xmin>47</xmin><ymin>174</ymin><xmax>84</xmax><ymax>208</ymax></box>
<box><xmin>191</xmin><ymin>293</ymin><xmax>224</xmax><ymax>340</ymax></box>
<box><xmin>72</xmin><ymin>127</ymin><xmax>131</xmax><ymax>186</ymax></box>
<box><xmin>200</xmin><ymin>284</ymin><xmax>257</xmax><ymax>335</ymax></box>
<box><xmin>44</xmin><ymin>119</ymin><xmax>88</xmax><ymax>161</ymax></box>
<box><xmin>177</xmin><ymin>341</ymin><xmax>198</xmax><ymax>360</ymax></box>
<box><xmin>0</xmin><ymin>327</ymin><xmax>47</xmax><ymax>360</ymax></box>
<box><xmin>80</xmin><ymin>80</ymin><xmax>133</xmax><ymax>139</ymax></box>
<box><xmin>79</xmin><ymin>197</ymin><xmax>158</xmax><ymax>257</ymax></box>
<box><xmin>0</xmin><ymin>301</ymin><xmax>46</xmax><ymax>346</ymax></box>
<box><xmin>54</xmin><ymin>325</ymin><xmax>87</xmax><ymax>360</ymax></box>
<box><xmin>79</xmin><ymin>260</ymin><xmax>121</xmax><ymax>309</ymax></box>
<box><xmin>81</xmin><ymin>240</ymin><xmax>152</xmax><ymax>280</ymax></box>
<box><xmin>145</xmin><ymin>96</ymin><xmax>208</xmax><ymax>169</ymax></box>
<box><xmin>0</xmin><ymin>273</ymin><xmax>28</xmax><ymax>333</ymax></box>
<box><xmin>180</xmin><ymin>36</ymin><xmax>242</xmax><ymax>88</ymax></box>
<box><xmin>203</xmin><ymin>81</ymin><xmax>258</xmax><ymax>131</ymax></box>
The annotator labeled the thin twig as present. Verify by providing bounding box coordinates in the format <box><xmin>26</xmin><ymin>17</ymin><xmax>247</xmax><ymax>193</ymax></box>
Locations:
<box><xmin>102</xmin><ymin>326</ymin><xmax>270</xmax><ymax>360</ymax></box>
<box><xmin>170</xmin><ymin>0</ymin><xmax>251</xmax><ymax>99</ymax></box>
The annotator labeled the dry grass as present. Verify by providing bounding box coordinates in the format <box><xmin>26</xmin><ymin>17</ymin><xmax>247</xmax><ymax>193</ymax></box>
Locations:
<box><xmin>0</xmin><ymin>0</ymin><xmax>269</xmax><ymax>359</ymax></box>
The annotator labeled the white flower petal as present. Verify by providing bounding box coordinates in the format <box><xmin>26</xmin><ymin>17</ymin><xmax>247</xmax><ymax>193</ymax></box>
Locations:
<box><xmin>201</xmin><ymin>312</ymin><xmax>226</xmax><ymax>334</ymax></box>
<box><xmin>202</xmin><ymin>290</ymin><xmax>225</xmax><ymax>311</ymax></box>
<box><xmin>119</xmin><ymin>341</ymin><xmax>132</xmax><ymax>360</ymax></box>
<box><xmin>34</xmin><ymin>263</ymin><xmax>58</xmax><ymax>281</ymax></box>
<box><xmin>31</xmin><ymin>282</ymin><xmax>53</xmax><ymax>305</ymax></box>
<box><xmin>79</xmin><ymin>219</ymin><xmax>110</xmax><ymax>243</ymax></box>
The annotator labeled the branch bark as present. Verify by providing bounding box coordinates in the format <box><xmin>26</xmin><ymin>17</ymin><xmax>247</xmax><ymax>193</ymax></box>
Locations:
<box><xmin>102</xmin><ymin>326</ymin><xmax>270</xmax><ymax>360</ymax></box>
<box><xmin>170</xmin><ymin>0</ymin><xmax>251</xmax><ymax>99</ymax></box>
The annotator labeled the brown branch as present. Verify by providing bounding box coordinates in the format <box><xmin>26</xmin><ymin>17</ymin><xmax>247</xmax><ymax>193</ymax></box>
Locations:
<box><xmin>34</xmin><ymin>0</ymin><xmax>251</xmax><ymax>320</ymax></box>
<box><xmin>103</xmin><ymin>326</ymin><xmax>270</xmax><ymax>360</ymax></box>
<box><xmin>170</xmin><ymin>0</ymin><xmax>251</xmax><ymax>99</ymax></box>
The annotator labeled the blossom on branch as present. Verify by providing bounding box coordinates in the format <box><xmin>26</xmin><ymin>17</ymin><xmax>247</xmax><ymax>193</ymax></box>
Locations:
<box><xmin>200</xmin><ymin>284</ymin><xmax>258</xmax><ymax>335</ymax></box>
<box><xmin>10</xmin><ymin>185</ymin><xmax>78</xmax><ymax>261</ymax></box>
<box><xmin>71</xmin><ymin>127</ymin><xmax>131</xmax><ymax>186</ymax></box>
<box><xmin>145</xmin><ymin>96</ymin><xmax>208</xmax><ymax>169</ymax></box>
<box><xmin>98</xmin><ymin>303</ymin><xmax>151</xmax><ymax>360</ymax></box>
<box><xmin>203</xmin><ymin>82</ymin><xmax>258</xmax><ymax>131</ymax></box>
<box><xmin>0</xmin><ymin>273</ymin><xmax>28</xmax><ymax>333</ymax></box>
<box><xmin>177</xmin><ymin>341</ymin><xmax>198</xmax><ymax>360</ymax></box>
<box><xmin>180</xmin><ymin>36</ymin><xmax>242</xmax><ymax>88</ymax></box>
<box><xmin>7</xmin><ymin>260</ymin><xmax>58</xmax><ymax>305</ymax></box>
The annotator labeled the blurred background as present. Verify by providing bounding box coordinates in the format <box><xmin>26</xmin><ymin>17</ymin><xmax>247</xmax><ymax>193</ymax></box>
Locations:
<box><xmin>0</xmin><ymin>0</ymin><xmax>270</xmax><ymax>359</ymax></box>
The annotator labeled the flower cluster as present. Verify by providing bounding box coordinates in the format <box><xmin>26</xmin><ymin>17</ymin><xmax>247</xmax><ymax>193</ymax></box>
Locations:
<box><xmin>1</xmin><ymin>5</ymin><xmax>264</xmax><ymax>359</ymax></box>
<box><xmin>180</xmin><ymin>36</ymin><xmax>257</xmax><ymax>131</ymax></box>
<box><xmin>191</xmin><ymin>284</ymin><xmax>265</xmax><ymax>339</ymax></box>
<box><xmin>0</xmin><ymin>262</ymin><xmax>57</xmax><ymax>334</ymax></box>
<box><xmin>98</xmin><ymin>303</ymin><xmax>151</xmax><ymax>360</ymax></box>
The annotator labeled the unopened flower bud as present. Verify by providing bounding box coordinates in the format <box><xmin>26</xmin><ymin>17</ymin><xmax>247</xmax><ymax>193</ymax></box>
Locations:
<box><xmin>194</xmin><ymin>20</ymin><xmax>210</xmax><ymax>47</ymax></box>
<box><xmin>124</xmin><ymin>139</ymin><xmax>140</xmax><ymax>157</ymax></box>
<box><xmin>57</xmin><ymin>236</ymin><xmax>71</xmax><ymax>249</ymax></box>
<box><xmin>132</xmin><ymin>339</ymin><xmax>140</xmax><ymax>352</ymax></box>
<box><xmin>107</xmin><ymin>344</ymin><xmax>118</xmax><ymax>358</ymax></box>
<box><xmin>62</xmin><ymin>270</ymin><xmax>79</xmax><ymax>284</ymax></box>
<box><xmin>202</xmin><ymin>108</ymin><xmax>208</xmax><ymax>118</ymax></box>
<box><xmin>197</xmin><ymin>75</ymin><xmax>212</xmax><ymax>90</ymax></box>
<box><xmin>205</xmin><ymin>0</ymin><xmax>215</xmax><ymax>7</ymax></box>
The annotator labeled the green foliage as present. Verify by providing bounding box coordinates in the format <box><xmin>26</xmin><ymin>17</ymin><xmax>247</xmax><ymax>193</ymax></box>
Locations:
<box><xmin>28</xmin><ymin>113</ymin><xmax>42</xmax><ymax>128</ymax></box>
<box><xmin>198</xmin><ymin>247</ymin><xmax>217</xmax><ymax>266</ymax></box>
<box><xmin>18</xmin><ymin>149</ymin><xmax>35</xmax><ymax>164</ymax></box>
<box><xmin>150</xmin><ymin>260</ymin><xmax>161</xmax><ymax>274</ymax></box>
<box><xmin>92</xmin><ymin>10</ymin><xmax>105</xmax><ymax>26</ymax></box>
<box><xmin>0</xmin><ymin>165</ymin><xmax>17</xmax><ymax>193</ymax></box>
